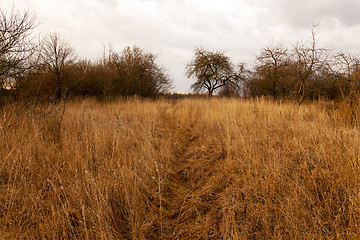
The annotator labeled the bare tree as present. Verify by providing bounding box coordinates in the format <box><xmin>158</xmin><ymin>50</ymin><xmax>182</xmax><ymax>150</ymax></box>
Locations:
<box><xmin>255</xmin><ymin>43</ymin><xmax>289</xmax><ymax>99</ymax></box>
<box><xmin>186</xmin><ymin>48</ymin><xmax>242</xmax><ymax>96</ymax></box>
<box><xmin>292</xmin><ymin>25</ymin><xmax>330</xmax><ymax>103</ymax></box>
<box><xmin>0</xmin><ymin>8</ymin><xmax>38</xmax><ymax>91</ymax></box>
<box><xmin>96</xmin><ymin>45</ymin><xmax>118</xmax><ymax>97</ymax></box>
<box><xmin>331</xmin><ymin>52</ymin><xmax>360</xmax><ymax>124</ymax></box>
<box><xmin>219</xmin><ymin>63</ymin><xmax>249</xmax><ymax>96</ymax></box>
<box><xmin>39</xmin><ymin>33</ymin><xmax>76</xmax><ymax>99</ymax></box>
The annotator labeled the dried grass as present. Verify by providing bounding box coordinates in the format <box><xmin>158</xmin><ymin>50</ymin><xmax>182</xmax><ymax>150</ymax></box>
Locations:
<box><xmin>1</xmin><ymin>97</ymin><xmax>360</xmax><ymax>239</ymax></box>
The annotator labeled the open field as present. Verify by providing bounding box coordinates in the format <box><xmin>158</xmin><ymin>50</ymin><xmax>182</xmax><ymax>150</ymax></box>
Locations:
<box><xmin>1</xmin><ymin>97</ymin><xmax>360</xmax><ymax>239</ymax></box>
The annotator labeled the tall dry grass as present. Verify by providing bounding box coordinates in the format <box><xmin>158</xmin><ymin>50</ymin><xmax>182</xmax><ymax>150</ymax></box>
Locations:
<box><xmin>1</xmin><ymin>97</ymin><xmax>360</xmax><ymax>239</ymax></box>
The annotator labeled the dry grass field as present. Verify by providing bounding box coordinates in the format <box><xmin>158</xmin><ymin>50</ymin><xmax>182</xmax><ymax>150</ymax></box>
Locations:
<box><xmin>1</xmin><ymin>97</ymin><xmax>360</xmax><ymax>239</ymax></box>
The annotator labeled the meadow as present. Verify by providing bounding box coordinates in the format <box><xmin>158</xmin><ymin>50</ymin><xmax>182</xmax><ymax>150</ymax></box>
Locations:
<box><xmin>1</xmin><ymin>97</ymin><xmax>360</xmax><ymax>239</ymax></box>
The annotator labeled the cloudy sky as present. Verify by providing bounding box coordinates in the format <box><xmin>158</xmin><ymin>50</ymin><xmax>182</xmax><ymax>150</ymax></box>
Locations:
<box><xmin>3</xmin><ymin>0</ymin><xmax>360</xmax><ymax>92</ymax></box>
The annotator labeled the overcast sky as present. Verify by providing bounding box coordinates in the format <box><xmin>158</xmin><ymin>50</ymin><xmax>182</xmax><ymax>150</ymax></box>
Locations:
<box><xmin>3</xmin><ymin>0</ymin><xmax>360</xmax><ymax>93</ymax></box>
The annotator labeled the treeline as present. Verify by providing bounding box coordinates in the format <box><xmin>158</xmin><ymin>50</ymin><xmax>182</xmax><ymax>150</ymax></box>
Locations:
<box><xmin>187</xmin><ymin>26</ymin><xmax>360</xmax><ymax>106</ymax></box>
<box><xmin>19</xmin><ymin>40</ymin><xmax>172</xmax><ymax>99</ymax></box>
<box><xmin>243</xmin><ymin>28</ymin><xmax>359</xmax><ymax>103</ymax></box>
<box><xmin>0</xmin><ymin>9</ymin><xmax>171</xmax><ymax>101</ymax></box>
<box><xmin>1</xmin><ymin>8</ymin><xmax>360</xmax><ymax>104</ymax></box>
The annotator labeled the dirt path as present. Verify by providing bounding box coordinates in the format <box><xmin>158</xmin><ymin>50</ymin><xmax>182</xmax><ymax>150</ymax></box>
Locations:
<box><xmin>159</xmin><ymin>110</ymin><xmax>226</xmax><ymax>239</ymax></box>
<box><xmin>162</xmin><ymin>126</ymin><xmax>199</xmax><ymax>238</ymax></box>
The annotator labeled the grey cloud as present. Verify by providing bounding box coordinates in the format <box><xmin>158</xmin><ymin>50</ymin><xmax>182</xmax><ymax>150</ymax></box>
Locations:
<box><xmin>4</xmin><ymin>0</ymin><xmax>360</xmax><ymax>92</ymax></box>
<box><xmin>260</xmin><ymin>0</ymin><xmax>360</xmax><ymax>28</ymax></box>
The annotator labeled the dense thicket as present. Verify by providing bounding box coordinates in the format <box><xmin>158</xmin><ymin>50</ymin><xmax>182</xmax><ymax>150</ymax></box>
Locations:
<box><xmin>17</xmin><ymin>45</ymin><xmax>172</xmax><ymax>99</ymax></box>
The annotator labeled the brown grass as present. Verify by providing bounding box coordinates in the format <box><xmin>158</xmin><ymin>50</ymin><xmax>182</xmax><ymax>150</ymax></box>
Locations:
<box><xmin>1</xmin><ymin>97</ymin><xmax>360</xmax><ymax>239</ymax></box>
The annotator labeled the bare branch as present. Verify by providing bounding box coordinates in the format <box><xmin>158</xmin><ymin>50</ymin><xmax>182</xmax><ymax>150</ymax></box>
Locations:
<box><xmin>0</xmin><ymin>7</ymin><xmax>38</xmax><ymax>89</ymax></box>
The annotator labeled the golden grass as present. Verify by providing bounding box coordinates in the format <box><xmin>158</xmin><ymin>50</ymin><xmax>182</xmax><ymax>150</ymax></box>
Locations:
<box><xmin>1</xmin><ymin>97</ymin><xmax>360</xmax><ymax>239</ymax></box>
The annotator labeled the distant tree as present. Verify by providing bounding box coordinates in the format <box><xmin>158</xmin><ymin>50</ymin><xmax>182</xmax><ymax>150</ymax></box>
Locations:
<box><xmin>97</xmin><ymin>46</ymin><xmax>120</xmax><ymax>97</ymax></box>
<box><xmin>186</xmin><ymin>48</ymin><xmax>243</xmax><ymax>96</ymax></box>
<box><xmin>112</xmin><ymin>46</ymin><xmax>172</xmax><ymax>97</ymax></box>
<box><xmin>219</xmin><ymin>63</ymin><xmax>249</xmax><ymax>97</ymax></box>
<box><xmin>331</xmin><ymin>52</ymin><xmax>360</xmax><ymax>123</ymax></box>
<box><xmin>0</xmin><ymin>8</ymin><xmax>38</xmax><ymax>92</ymax></box>
<box><xmin>254</xmin><ymin>43</ymin><xmax>289</xmax><ymax>99</ymax></box>
<box><xmin>39</xmin><ymin>33</ymin><xmax>77</xmax><ymax>99</ymax></box>
<box><xmin>63</xmin><ymin>46</ymin><xmax>119</xmax><ymax>97</ymax></box>
<box><xmin>292</xmin><ymin>25</ymin><xmax>330</xmax><ymax>103</ymax></box>
<box><xmin>62</xmin><ymin>59</ymin><xmax>99</xmax><ymax>96</ymax></box>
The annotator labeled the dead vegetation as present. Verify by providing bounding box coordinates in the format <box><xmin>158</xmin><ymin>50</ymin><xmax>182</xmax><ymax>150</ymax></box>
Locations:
<box><xmin>1</xmin><ymin>97</ymin><xmax>360</xmax><ymax>239</ymax></box>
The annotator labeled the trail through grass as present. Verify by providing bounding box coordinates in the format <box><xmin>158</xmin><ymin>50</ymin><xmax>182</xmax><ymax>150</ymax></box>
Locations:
<box><xmin>1</xmin><ymin>98</ymin><xmax>360</xmax><ymax>239</ymax></box>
